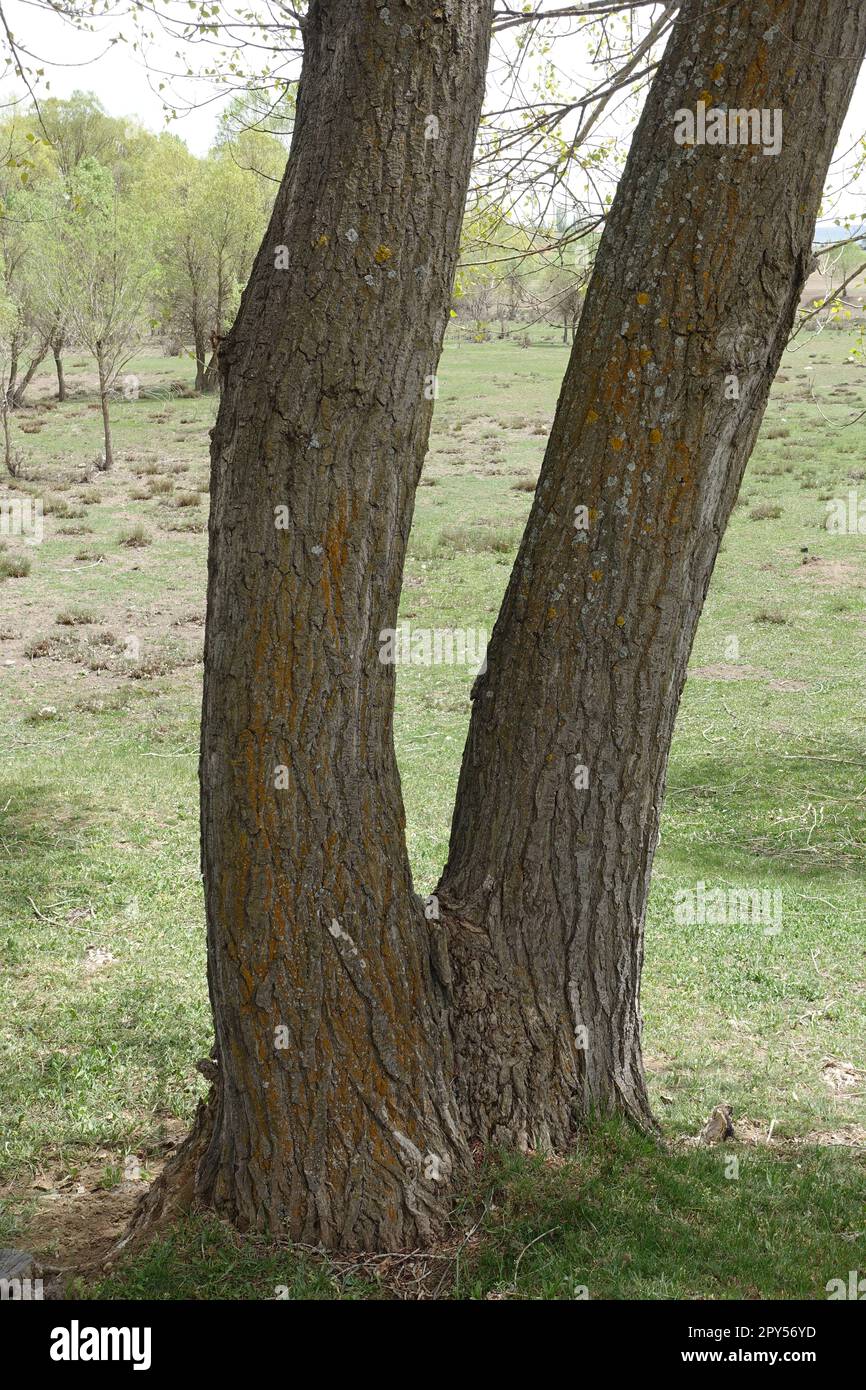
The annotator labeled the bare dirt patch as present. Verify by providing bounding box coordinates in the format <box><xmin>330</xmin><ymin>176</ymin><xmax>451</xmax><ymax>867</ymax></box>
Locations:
<box><xmin>796</xmin><ymin>558</ymin><xmax>860</xmax><ymax>587</ymax></box>
<box><xmin>7</xmin><ymin>1122</ymin><xmax>188</xmax><ymax>1285</ymax></box>
<box><xmin>689</xmin><ymin>663</ymin><xmax>769</xmax><ymax>681</ymax></box>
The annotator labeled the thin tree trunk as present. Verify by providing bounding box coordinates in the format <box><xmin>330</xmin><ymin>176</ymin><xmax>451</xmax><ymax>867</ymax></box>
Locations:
<box><xmin>129</xmin><ymin>0</ymin><xmax>495</xmax><ymax>1252</ymax></box>
<box><xmin>2</xmin><ymin>398</ymin><xmax>12</xmax><ymax>475</ymax></box>
<box><xmin>6</xmin><ymin>336</ymin><xmax>19</xmax><ymax>407</ymax></box>
<box><xmin>437</xmin><ymin>0</ymin><xmax>866</xmax><ymax>1150</ymax></box>
<box><xmin>202</xmin><ymin>342</ymin><xmax>220</xmax><ymax>394</ymax></box>
<box><xmin>96</xmin><ymin>348</ymin><xmax>113</xmax><ymax>470</ymax></box>
<box><xmin>53</xmin><ymin>335</ymin><xmax>66</xmax><ymax>403</ymax></box>
<box><xmin>193</xmin><ymin>325</ymin><xmax>207</xmax><ymax>393</ymax></box>
<box><xmin>11</xmin><ymin>339</ymin><xmax>50</xmax><ymax>409</ymax></box>
<box><xmin>203</xmin><ymin>269</ymin><xmax>226</xmax><ymax>391</ymax></box>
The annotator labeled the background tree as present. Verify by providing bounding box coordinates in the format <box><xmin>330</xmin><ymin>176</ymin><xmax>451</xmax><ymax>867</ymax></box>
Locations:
<box><xmin>48</xmin><ymin>160</ymin><xmax>153</xmax><ymax>467</ymax></box>
<box><xmin>0</xmin><ymin>121</ymin><xmax>60</xmax><ymax>407</ymax></box>
<box><xmin>140</xmin><ymin>142</ymin><xmax>273</xmax><ymax>390</ymax></box>
<box><xmin>0</xmin><ymin>270</ymin><xmax>20</xmax><ymax>472</ymax></box>
<box><xmin>0</xmin><ymin>94</ymin><xmax>162</xmax><ymax>406</ymax></box>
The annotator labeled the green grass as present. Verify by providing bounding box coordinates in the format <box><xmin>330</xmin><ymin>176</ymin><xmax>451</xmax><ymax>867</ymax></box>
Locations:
<box><xmin>81</xmin><ymin>1127</ymin><xmax>866</xmax><ymax>1300</ymax></box>
<box><xmin>0</xmin><ymin>325</ymin><xmax>864</xmax><ymax>1298</ymax></box>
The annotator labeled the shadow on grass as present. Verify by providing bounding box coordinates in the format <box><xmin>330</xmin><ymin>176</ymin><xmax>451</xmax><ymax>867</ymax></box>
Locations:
<box><xmin>662</xmin><ymin>742</ymin><xmax>866</xmax><ymax>879</ymax></box>
<box><xmin>0</xmin><ymin>780</ymin><xmax>98</xmax><ymax>947</ymax></box>
<box><xmin>81</xmin><ymin>1124</ymin><xmax>865</xmax><ymax>1301</ymax></box>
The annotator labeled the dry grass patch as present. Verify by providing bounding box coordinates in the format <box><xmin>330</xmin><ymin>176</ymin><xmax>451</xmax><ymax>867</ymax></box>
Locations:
<box><xmin>118</xmin><ymin>525</ymin><xmax>152</xmax><ymax>548</ymax></box>
<box><xmin>0</xmin><ymin>553</ymin><xmax>31</xmax><ymax>579</ymax></box>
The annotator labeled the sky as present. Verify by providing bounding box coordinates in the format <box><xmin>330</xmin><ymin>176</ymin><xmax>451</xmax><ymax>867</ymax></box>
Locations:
<box><xmin>3</xmin><ymin>0</ymin><xmax>866</xmax><ymax>229</ymax></box>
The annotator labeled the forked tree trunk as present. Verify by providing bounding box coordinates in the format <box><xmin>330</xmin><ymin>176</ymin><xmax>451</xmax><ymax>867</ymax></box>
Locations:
<box><xmin>437</xmin><ymin>0</ymin><xmax>866</xmax><ymax>1150</ymax></box>
<box><xmin>129</xmin><ymin>0</ymin><xmax>866</xmax><ymax>1254</ymax></box>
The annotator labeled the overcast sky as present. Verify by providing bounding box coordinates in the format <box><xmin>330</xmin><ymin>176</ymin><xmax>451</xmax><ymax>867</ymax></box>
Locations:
<box><xmin>4</xmin><ymin>0</ymin><xmax>866</xmax><ymax>227</ymax></box>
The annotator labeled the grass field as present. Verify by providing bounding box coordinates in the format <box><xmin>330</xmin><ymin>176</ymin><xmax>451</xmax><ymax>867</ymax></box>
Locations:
<box><xmin>1</xmin><ymin>324</ymin><xmax>864</xmax><ymax>1299</ymax></box>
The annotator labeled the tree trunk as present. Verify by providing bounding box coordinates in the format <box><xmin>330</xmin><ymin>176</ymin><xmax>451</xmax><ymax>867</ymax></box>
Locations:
<box><xmin>436</xmin><ymin>0</ymin><xmax>866</xmax><ymax>1151</ymax></box>
<box><xmin>6</xmin><ymin>335</ymin><xmax>19</xmax><ymax>407</ymax></box>
<box><xmin>132</xmin><ymin>0</ymin><xmax>494</xmax><ymax>1252</ymax></box>
<box><xmin>2</xmin><ymin>398</ymin><xmax>12</xmax><ymax>475</ymax></box>
<box><xmin>193</xmin><ymin>325</ymin><xmax>207</xmax><ymax>393</ymax></box>
<box><xmin>11</xmin><ymin>339</ymin><xmax>51</xmax><ymax>410</ymax></box>
<box><xmin>202</xmin><ymin>343</ymin><xmax>220</xmax><ymax>394</ymax></box>
<box><xmin>96</xmin><ymin>349</ymin><xmax>113</xmax><ymax>470</ymax></box>
<box><xmin>128</xmin><ymin>0</ymin><xmax>866</xmax><ymax>1256</ymax></box>
<box><xmin>53</xmin><ymin>335</ymin><xmax>66</xmax><ymax>403</ymax></box>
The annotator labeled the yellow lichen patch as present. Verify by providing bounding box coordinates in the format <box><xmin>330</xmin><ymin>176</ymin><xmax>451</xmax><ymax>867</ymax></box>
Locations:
<box><xmin>710</xmin><ymin>62</ymin><xmax>725</xmax><ymax>82</ymax></box>
<box><xmin>616</xmin><ymin>615</ymin><xmax>625</xmax><ymax>627</ymax></box>
<box><xmin>590</xmin><ymin>569</ymin><xmax>603</xmax><ymax>583</ymax></box>
<box><xmin>610</xmin><ymin>436</ymin><xmax>624</xmax><ymax>451</ymax></box>
<box><xmin>649</xmin><ymin>427</ymin><xmax>662</xmax><ymax>445</ymax></box>
<box><xmin>657</xmin><ymin>314</ymin><xmax>669</xmax><ymax>330</ymax></box>
<box><xmin>585</xmin><ymin>408</ymin><xmax>599</xmax><ymax>424</ymax></box>
<box><xmin>547</xmin><ymin>607</ymin><xmax>557</xmax><ymax>620</ymax></box>
<box><xmin>316</xmin><ymin>234</ymin><xmax>329</xmax><ymax>248</ymax></box>
<box><xmin>636</xmin><ymin>292</ymin><xmax>650</xmax><ymax>306</ymax></box>
<box><xmin>698</xmin><ymin>89</ymin><xmax>713</xmax><ymax>105</ymax></box>
<box><xmin>374</xmin><ymin>244</ymin><xmax>393</xmax><ymax>263</ymax></box>
<box><xmin>639</xmin><ymin>348</ymin><xmax>653</xmax><ymax>364</ymax></box>
<box><xmin>743</xmin><ymin>44</ymin><xmax>769</xmax><ymax>103</ymax></box>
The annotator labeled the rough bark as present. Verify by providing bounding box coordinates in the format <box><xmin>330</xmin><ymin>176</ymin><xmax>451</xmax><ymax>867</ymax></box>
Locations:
<box><xmin>438</xmin><ymin>0</ymin><xmax>866</xmax><ymax>1150</ymax></box>
<box><xmin>130</xmin><ymin>0</ymin><xmax>866</xmax><ymax>1255</ymax></box>
<box><xmin>137</xmin><ymin>0</ymin><xmax>494</xmax><ymax>1251</ymax></box>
